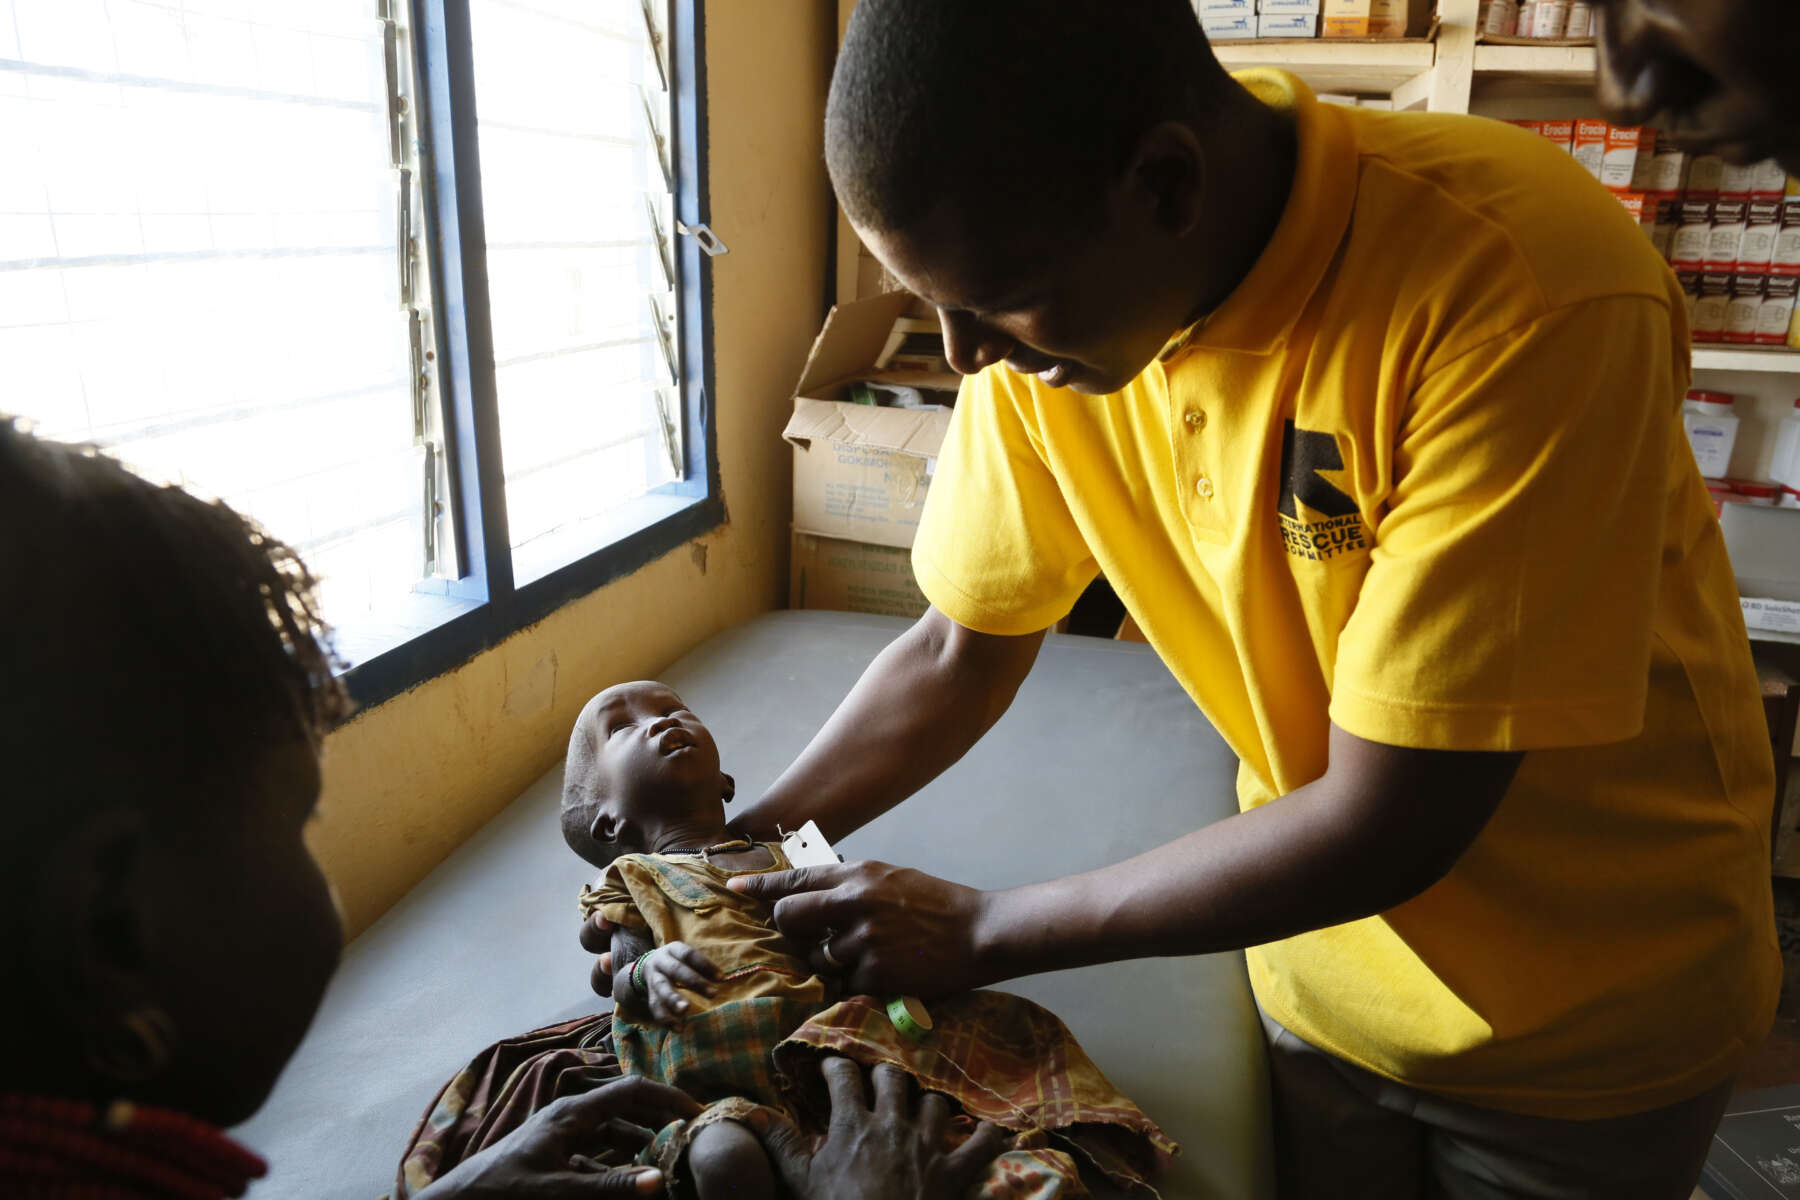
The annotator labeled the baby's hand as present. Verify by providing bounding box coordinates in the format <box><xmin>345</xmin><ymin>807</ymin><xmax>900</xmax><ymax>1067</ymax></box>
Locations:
<box><xmin>634</xmin><ymin>942</ymin><xmax>721</xmax><ymax>1025</ymax></box>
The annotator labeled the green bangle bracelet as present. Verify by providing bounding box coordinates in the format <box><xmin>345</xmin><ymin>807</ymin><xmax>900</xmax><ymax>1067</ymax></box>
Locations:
<box><xmin>630</xmin><ymin>949</ymin><xmax>655</xmax><ymax>996</ymax></box>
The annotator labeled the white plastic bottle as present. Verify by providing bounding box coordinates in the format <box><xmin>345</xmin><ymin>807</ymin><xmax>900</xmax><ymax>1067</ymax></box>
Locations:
<box><xmin>1531</xmin><ymin>0</ymin><xmax>1568</xmax><ymax>37</ymax></box>
<box><xmin>1681</xmin><ymin>390</ymin><xmax>1741</xmax><ymax>478</ymax></box>
<box><xmin>1478</xmin><ymin>0</ymin><xmax>1518</xmax><ymax>36</ymax></box>
<box><xmin>1772</xmin><ymin>397</ymin><xmax>1800</xmax><ymax>491</ymax></box>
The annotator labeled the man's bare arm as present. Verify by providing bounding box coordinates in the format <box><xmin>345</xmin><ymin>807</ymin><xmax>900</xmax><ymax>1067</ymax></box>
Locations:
<box><xmin>972</xmin><ymin>726</ymin><xmax>1523</xmax><ymax>980</ymax></box>
<box><xmin>730</xmin><ymin>606</ymin><xmax>1046</xmax><ymax>842</ymax></box>
<box><xmin>733</xmin><ymin>723</ymin><xmax>1523</xmax><ymax>996</ymax></box>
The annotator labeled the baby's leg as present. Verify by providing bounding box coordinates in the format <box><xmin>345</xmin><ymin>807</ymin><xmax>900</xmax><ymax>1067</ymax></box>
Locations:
<box><xmin>687</xmin><ymin>1119</ymin><xmax>776</xmax><ymax>1200</ymax></box>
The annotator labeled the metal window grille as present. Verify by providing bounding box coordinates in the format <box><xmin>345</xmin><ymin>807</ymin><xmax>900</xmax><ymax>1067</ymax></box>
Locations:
<box><xmin>1</xmin><ymin>0</ymin><xmax>718</xmax><ymax>697</ymax></box>
<box><xmin>465</xmin><ymin>0</ymin><xmax>689</xmax><ymax>558</ymax></box>
<box><xmin>0</xmin><ymin>0</ymin><xmax>442</xmax><ymax>627</ymax></box>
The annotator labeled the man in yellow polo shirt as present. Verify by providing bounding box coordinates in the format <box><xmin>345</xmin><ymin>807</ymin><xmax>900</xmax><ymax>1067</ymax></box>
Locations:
<box><xmin>729</xmin><ymin>0</ymin><xmax>1780</xmax><ymax>1193</ymax></box>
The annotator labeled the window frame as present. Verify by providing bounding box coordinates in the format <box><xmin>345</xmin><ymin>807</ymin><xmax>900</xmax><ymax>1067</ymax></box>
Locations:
<box><xmin>341</xmin><ymin>0</ymin><xmax>719</xmax><ymax>710</ymax></box>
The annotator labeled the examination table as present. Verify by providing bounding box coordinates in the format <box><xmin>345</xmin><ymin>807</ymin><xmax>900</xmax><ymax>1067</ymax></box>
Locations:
<box><xmin>235</xmin><ymin>611</ymin><xmax>1275</xmax><ymax>1198</ymax></box>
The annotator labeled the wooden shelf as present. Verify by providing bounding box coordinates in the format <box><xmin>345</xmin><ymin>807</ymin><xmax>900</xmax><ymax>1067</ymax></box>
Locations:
<box><xmin>1693</xmin><ymin>348</ymin><xmax>1800</xmax><ymax>375</ymax></box>
<box><xmin>1471</xmin><ymin>43</ymin><xmax>1596</xmax><ymax>84</ymax></box>
<box><xmin>1211</xmin><ymin>38</ymin><xmax>1436</xmax><ymax>97</ymax></box>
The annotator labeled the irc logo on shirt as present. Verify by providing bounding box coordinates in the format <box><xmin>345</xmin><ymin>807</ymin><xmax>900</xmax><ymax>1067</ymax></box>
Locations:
<box><xmin>1277</xmin><ymin>421</ymin><xmax>1370</xmax><ymax>563</ymax></box>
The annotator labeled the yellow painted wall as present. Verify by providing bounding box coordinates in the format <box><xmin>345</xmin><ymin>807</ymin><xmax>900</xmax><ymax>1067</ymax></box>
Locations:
<box><xmin>309</xmin><ymin>0</ymin><xmax>836</xmax><ymax>940</ymax></box>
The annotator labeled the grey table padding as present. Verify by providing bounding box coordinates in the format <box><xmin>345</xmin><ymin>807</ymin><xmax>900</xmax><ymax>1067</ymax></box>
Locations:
<box><xmin>235</xmin><ymin>611</ymin><xmax>1274</xmax><ymax>1199</ymax></box>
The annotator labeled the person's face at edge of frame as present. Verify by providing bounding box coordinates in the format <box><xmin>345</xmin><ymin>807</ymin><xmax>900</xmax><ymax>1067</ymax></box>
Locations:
<box><xmin>147</xmin><ymin>737</ymin><xmax>343</xmax><ymax>1125</ymax></box>
<box><xmin>857</xmin><ymin>162</ymin><xmax>1212</xmax><ymax>397</ymax></box>
<box><xmin>1592</xmin><ymin>0</ymin><xmax>1800</xmax><ymax>173</ymax></box>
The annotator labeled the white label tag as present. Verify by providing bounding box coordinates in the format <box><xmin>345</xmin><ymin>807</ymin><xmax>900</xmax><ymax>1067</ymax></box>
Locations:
<box><xmin>781</xmin><ymin>820</ymin><xmax>843</xmax><ymax>868</ymax></box>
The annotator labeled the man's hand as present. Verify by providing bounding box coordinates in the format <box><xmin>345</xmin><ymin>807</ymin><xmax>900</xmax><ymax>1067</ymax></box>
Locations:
<box><xmin>627</xmin><ymin>942</ymin><xmax>720</xmax><ymax>1024</ymax></box>
<box><xmin>416</xmin><ymin>1077</ymin><xmax>703</xmax><ymax>1198</ymax></box>
<box><xmin>728</xmin><ymin>861</ymin><xmax>992</xmax><ymax>997</ymax></box>
<box><xmin>746</xmin><ymin>1058</ymin><xmax>1010</xmax><ymax>1200</ymax></box>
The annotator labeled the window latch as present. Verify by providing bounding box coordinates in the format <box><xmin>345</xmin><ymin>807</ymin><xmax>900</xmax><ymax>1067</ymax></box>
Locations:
<box><xmin>677</xmin><ymin>221</ymin><xmax>728</xmax><ymax>257</ymax></box>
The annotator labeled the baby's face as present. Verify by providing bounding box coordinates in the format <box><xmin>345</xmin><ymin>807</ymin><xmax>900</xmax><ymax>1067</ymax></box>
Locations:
<box><xmin>562</xmin><ymin>681</ymin><xmax>726</xmax><ymax>861</ymax></box>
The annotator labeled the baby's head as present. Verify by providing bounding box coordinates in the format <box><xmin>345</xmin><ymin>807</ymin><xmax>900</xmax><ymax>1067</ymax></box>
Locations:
<box><xmin>561</xmin><ymin>680</ymin><xmax>736</xmax><ymax>869</ymax></box>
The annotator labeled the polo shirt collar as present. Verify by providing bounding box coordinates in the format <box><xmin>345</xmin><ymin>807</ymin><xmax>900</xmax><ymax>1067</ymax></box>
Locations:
<box><xmin>1161</xmin><ymin>70</ymin><xmax>1358</xmax><ymax>359</ymax></box>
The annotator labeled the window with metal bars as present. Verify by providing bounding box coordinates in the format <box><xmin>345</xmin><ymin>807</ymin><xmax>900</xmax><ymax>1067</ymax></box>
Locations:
<box><xmin>0</xmin><ymin>0</ymin><xmax>718</xmax><ymax>707</ymax></box>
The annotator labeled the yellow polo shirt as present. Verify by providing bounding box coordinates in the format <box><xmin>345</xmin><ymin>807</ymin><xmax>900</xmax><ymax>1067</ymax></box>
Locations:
<box><xmin>911</xmin><ymin>71</ymin><xmax>1779</xmax><ymax>1119</ymax></box>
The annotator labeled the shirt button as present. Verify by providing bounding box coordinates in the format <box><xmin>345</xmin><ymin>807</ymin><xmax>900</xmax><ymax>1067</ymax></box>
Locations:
<box><xmin>1195</xmin><ymin>476</ymin><xmax>1215</xmax><ymax>500</ymax></box>
<box><xmin>1185</xmin><ymin>409</ymin><xmax>1206</xmax><ymax>431</ymax></box>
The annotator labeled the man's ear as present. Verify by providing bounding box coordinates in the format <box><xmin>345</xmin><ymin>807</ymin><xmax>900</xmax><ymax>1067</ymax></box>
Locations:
<box><xmin>1125</xmin><ymin>120</ymin><xmax>1207</xmax><ymax>239</ymax></box>
<box><xmin>720</xmin><ymin>772</ymin><xmax>737</xmax><ymax>803</ymax></box>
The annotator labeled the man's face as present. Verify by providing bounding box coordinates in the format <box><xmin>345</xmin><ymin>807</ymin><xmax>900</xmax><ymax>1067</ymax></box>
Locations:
<box><xmin>1593</xmin><ymin>0</ymin><xmax>1800</xmax><ymax>172</ymax></box>
<box><xmin>858</xmin><ymin>196</ymin><xmax>1200</xmax><ymax>397</ymax></box>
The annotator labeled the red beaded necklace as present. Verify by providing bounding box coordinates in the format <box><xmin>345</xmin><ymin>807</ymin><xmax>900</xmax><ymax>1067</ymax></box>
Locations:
<box><xmin>0</xmin><ymin>1094</ymin><xmax>267</xmax><ymax>1199</ymax></box>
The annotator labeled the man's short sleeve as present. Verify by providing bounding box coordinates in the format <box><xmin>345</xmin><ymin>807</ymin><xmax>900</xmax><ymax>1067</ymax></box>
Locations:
<box><xmin>911</xmin><ymin>367</ymin><xmax>1099</xmax><ymax>635</ymax></box>
<box><xmin>1329</xmin><ymin>295</ymin><xmax>1683</xmax><ymax>751</ymax></box>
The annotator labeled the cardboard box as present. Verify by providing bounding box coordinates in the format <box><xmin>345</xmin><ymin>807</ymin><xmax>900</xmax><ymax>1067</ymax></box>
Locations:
<box><xmin>1201</xmin><ymin>12</ymin><xmax>1257</xmax><ymax>37</ymax></box>
<box><xmin>1773</xmin><ymin>199</ymin><xmax>1800</xmax><ymax>276</ymax></box>
<box><xmin>1321</xmin><ymin>0</ymin><xmax>1371</xmax><ymax>36</ymax></box>
<box><xmin>1687</xmin><ymin>154</ymin><xmax>1725</xmax><ymax>200</ymax></box>
<box><xmin>789</xmin><ymin>530</ymin><xmax>929</xmax><ymax>620</ymax></box>
<box><xmin>1707</xmin><ymin>199</ymin><xmax>1749</xmax><ymax>272</ymax></box>
<box><xmin>1538</xmin><ymin>118</ymin><xmax>1575</xmax><ymax>153</ymax></box>
<box><xmin>1676</xmin><ymin>269</ymin><xmax>1702</xmax><ymax>324</ymax></box>
<box><xmin>1369</xmin><ymin>0</ymin><xmax>1430</xmax><ymax>35</ymax></box>
<box><xmin>1742</xmin><ymin>596</ymin><xmax>1800</xmax><ymax>637</ymax></box>
<box><xmin>1753</xmin><ymin>159</ymin><xmax>1789</xmax><ymax>202</ymax></box>
<box><xmin>782</xmin><ymin>291</ymin><xmax>956</xmax><ymax>551</ymax></box>
<box><xmin>1646</xmin><ymin>147</ymin><xmax>1690</xmax><ymax>198</ymax></box>
<box><xmin>1725</xmin><ymin>273</ymin><xmax>1765</xmax><ymax>345</ymax></box>
<box><xmin>1725</xmin><ymin>504</ymin><xmax>1800</xmax><ymax>613</ymax></box>
<box><xmin>1693</xmin><ymin>272</ymin><xmax>1732</xmax><ymax>343</ymax></box>
<box><xmin>1741</xmin><ymin>201</ymin><xmax>1782</xmax><ymax>271</ymax></box>
<box><xmin>1600</xmin><ymin>126</ymin><xmax>1643</xmax><ymax>190</ymax></box>
<box><xmin>1718</xmin><ymin>159</ymin><xmax>1757</xmax><ymax>201</ymax></box>
<box><xmin>1758</xmin><ymin>276</ymin><xmax>1799</xmax><ymax>346</ymax></box>
<box><xmin>1194</xmin><ymin>0</ymin><xmax>1251</xmax><ymax>9</ymax></box>
<box><xmin>1629</xmin><ymin>128</ymin><xmax>1660</xmax><ymax>192</ymax></box>
<box><xmin>1669</xmin><ymin>200</ymin><xmax>1713</xmax><ymax>270</ymax></box>
<box><xmin>1651</xmin><ymin>197</ymin><xmax>1682</xmax><ymax>260</ymax></box>
<box><xmin>1259</xmin><ymin>0</ymin><xmax>1322</xmax><ymax>10</ymax></box>
<box><xmin>1610</xmin><ymin>189</ymin><xmax>1659</xmax><ymax>247</ymax></box>
<box><xmin>1258</xmin><ymin>12</ymin><xmax>1318</xmax><ymax>35</ymax></box>
<box><xmin>1571</xmin><ymin>119</ymin><xmax>1608</xmax><ymax>180</ymax></box>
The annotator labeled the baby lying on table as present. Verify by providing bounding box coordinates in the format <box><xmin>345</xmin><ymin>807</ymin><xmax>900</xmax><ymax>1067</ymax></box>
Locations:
<box><xmin>561</xmin><ymin>680</ymin><xmax>1176</xmax><ymax>1200</ymax></box>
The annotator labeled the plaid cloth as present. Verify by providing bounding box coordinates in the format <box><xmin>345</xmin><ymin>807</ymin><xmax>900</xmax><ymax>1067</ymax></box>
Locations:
<box><xmin>775</xmin><ymin>992</ymin><xmax>1177</xmax><ymax>1195</ymax></box>
<box><xmin>388</xmin><ymin>998</ymin><xmax>1174</xmax><ymax>1199</ymax></box>
<box><xmin>611</xmin><ymin>995</ymin><xmax>821</xmax><ymax>1110</ymax></box>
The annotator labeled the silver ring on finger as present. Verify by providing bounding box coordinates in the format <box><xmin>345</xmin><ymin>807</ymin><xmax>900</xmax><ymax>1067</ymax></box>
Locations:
<box><xmin>819</xmin><ymin>928</ymin><xmax>844</xmax><ymax>970</ymax></box>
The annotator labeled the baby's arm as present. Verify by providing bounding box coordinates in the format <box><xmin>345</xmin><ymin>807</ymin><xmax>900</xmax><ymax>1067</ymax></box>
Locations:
<box><xmin>611</xmin><ymin>926</ymin><xmax>722</xmax><ymax>1023</ymax></box>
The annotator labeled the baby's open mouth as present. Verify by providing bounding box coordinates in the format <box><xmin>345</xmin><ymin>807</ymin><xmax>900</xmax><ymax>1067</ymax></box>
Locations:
<box><xmin>658</xmin><ymin>727</ymin><xmax>693</xmax><ymax>753</ymax></box>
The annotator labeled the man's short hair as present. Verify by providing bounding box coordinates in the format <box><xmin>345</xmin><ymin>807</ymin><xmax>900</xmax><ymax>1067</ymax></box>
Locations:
<box><xmin>827</xmin><ymin>0</ymin><xmax>1225</xmax><ymax>236</ymax></box>
<box><xmin>0</xmin><ymin>419</ymin><xmax>351</xmax><ymax>830</ymax></box>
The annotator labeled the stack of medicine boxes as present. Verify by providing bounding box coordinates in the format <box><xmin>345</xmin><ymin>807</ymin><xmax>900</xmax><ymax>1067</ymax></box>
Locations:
<box><xmin>1196</xmin><ymin>0</ymin><xmax>1319</xmax><ymax>40</ymax></box>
